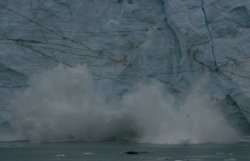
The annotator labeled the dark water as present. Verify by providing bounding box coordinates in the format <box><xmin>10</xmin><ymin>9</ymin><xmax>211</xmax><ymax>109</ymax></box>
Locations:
<box><xmin>0</xmin><ymin>141</ymin><xmax>249</xmax><ymax>161</ymax></box>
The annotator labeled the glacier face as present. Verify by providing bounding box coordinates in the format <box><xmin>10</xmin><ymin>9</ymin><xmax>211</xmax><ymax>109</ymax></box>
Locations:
<box><xmin>0</xmin><ymin>0</ymin><xmax>250</xmax><ymax>133</ymax></box>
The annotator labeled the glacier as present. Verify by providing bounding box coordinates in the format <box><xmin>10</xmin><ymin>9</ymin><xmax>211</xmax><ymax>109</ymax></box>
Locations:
<box><xmin>0</xmin><ymin>0</ymin><xmax>250</xmax><ymax>142</ymax></box>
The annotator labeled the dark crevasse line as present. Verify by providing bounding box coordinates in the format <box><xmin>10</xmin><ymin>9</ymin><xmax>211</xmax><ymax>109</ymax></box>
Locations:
<box><xmin>158</xmin><ymin>0</ymin><xmax>183</xmax><ymax>73</ymax></box>
<box><xmin>200</xmin><ymin>0</ymin><xmax>250</xmax><ymax>132</ymax></box>
<box><xmin>201</xmin><ymin>0</ymin><xmax>218</xmax><ymax>70</ymax></box>
<box><xmin>158</xmin><ymin>0</ymin><xmax>250</xmax><ymax>133</ymax></box>
<box><xmin>199</xmin><ymin>0</ymin><xmax>229</xmax><ymax>98</ymax></box>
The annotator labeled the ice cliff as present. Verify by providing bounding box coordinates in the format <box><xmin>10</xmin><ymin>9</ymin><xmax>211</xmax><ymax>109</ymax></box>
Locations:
<box><xmin>0</xmin><ymin>0</ymin><xmax>250</xmax><ymax>133</ymax></box>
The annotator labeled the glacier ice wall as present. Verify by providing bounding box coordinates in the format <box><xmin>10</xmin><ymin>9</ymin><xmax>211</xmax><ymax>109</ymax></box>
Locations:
<box><xmin>0</xmin><ymin>0</ymin><xmax>250</xmax><ymax>134</ymax></box>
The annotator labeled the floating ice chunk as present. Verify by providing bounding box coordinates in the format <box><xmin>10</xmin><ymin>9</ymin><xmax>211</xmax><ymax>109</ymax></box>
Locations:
<box><xmin>82</xmin><ymin>152</ymin><xmax>93</xmax><ymax>155</ymax></box>
<box><xmin>223</xmin><ymin>158</ymin><xmax>236</xmax><ymax>161</ymax></box>
<box><xmin>216</xmin><ymin>152</ymin><xmax>225</xmax><ymax>155</ymax></box>
<box><xmin>55</xmin><ymin>154</ymin><xmax>65</xmax><ymax>157</ymax></box>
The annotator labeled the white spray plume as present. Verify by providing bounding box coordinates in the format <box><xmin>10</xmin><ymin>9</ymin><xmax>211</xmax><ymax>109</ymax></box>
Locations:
<box><xmin>7</xmin><ymin>65</ymin><xmax>239</xmax><ymax>144</ymax></box>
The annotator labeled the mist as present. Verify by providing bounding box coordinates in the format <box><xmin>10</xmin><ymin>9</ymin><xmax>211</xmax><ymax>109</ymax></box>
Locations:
<box><xmin>6</xmin><ymin>65</ymin><xmax>239</xmax><ymax>144</ymax></box>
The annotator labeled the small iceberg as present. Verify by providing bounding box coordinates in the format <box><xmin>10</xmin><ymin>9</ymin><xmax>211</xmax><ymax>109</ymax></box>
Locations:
<box><xmin>55</xmin><ymin>154</ymin><xmax>65</xmax><ymax>157</ymax></box>
<box><xmin>82</xmin><ymin>152</ymin><xmax>93</xmax><ymax>155</ymax></box>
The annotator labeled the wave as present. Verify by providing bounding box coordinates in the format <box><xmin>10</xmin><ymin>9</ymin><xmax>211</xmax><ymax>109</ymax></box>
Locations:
<box><xmin>4</xmin><ymin>65</ymin><xmax>240</xmax><ymax>144</ymax></box>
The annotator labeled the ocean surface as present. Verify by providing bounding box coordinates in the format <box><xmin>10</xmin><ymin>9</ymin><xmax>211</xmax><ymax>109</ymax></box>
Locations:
<box><xmin>0</xmin><ymin>141</ymin><xmax>250</xmax><ymax>161</ymax></box>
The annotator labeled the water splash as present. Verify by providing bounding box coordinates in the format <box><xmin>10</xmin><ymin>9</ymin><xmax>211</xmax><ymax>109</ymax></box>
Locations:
<box><xmin>7</xmin><ymin>65</ymin><xmax>239</xmax><ymax>144</ymax></box>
